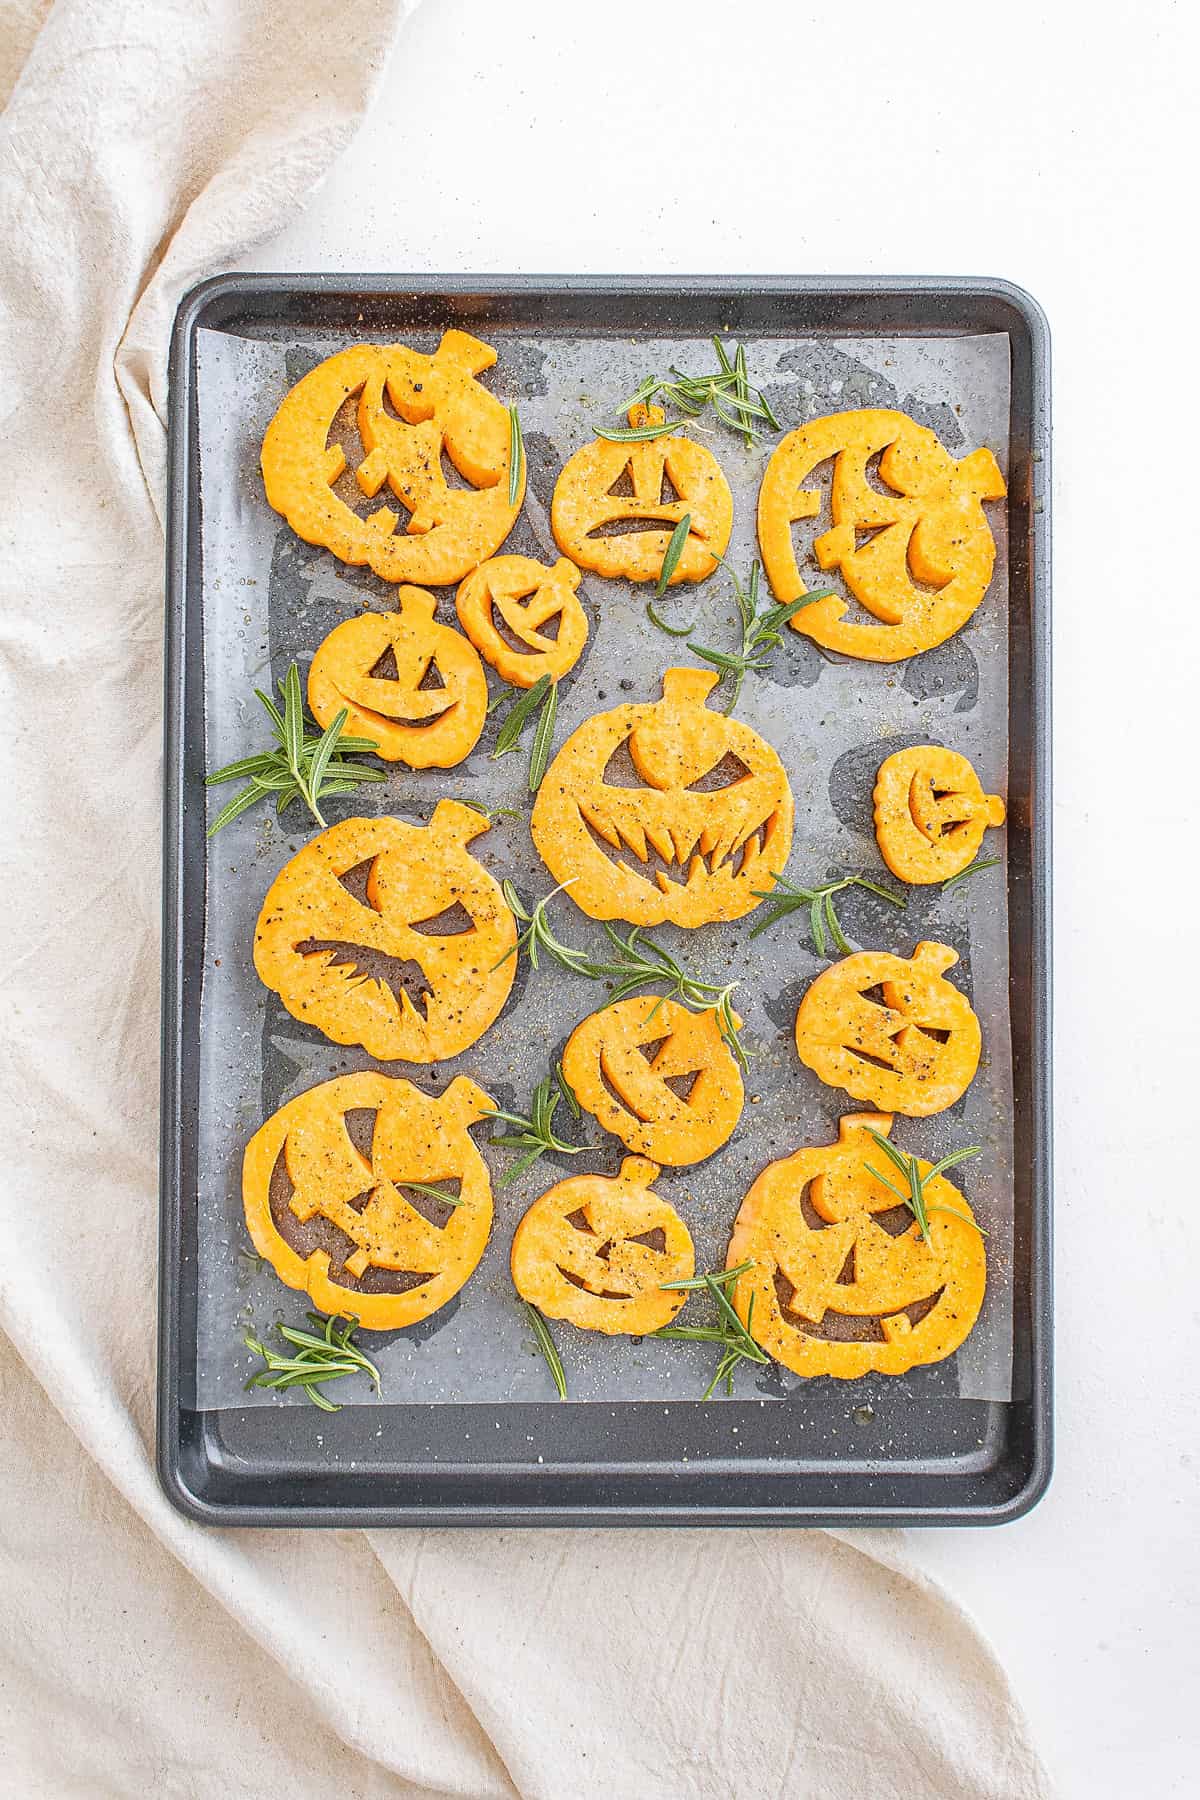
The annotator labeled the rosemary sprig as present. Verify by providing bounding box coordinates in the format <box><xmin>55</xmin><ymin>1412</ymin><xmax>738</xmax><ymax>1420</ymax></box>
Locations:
<box><xmin>688</xmin><ymin>556</ymin><xmax>835</xmax><ymax>713</ymax></box>
<box><xmin>486</xmin><ymin>1075</ymin><xmax>592</xmax><ymax>1185</ymax></box>
<box><xmin>750</xmin><ymin>869</ymin><xmax>906</xmax><ymax>953</ymax></box>
<box><xmin>618</xmin><ymin>337</ymin><xmax>781</xmax><ymax>446</ymax></box>
<box><xmin>489</xmin><ymin>672</ymin><xmax>559</xmax><ymax>792</ymax></box>
<box><xmin>508</xmin><ymin>404</ymin><xmax>524</xmax><ymax>506</ymax></box>
<box><xmin>653</xmin><ymin>1261</ymin><xmax>768</xmax><ymax>1398</ymax></box>
<box><xmin>206</xmin><ymin>664</ymin><xmax>384</xmax><ymax>836</ymax></box>
<box><xmin>243</xmin><ymin>1311</ymin><xmax>381</xmax><ymax>1412</ymax></box>
<box><xmin>496</xmin><ymin>884</ymin><xmax>748</xmax><ymax>1069</ymax></box>
<box><xmin>655</xmin><ymin>512</ymin><xmax>692</xmax><ymax>596</ymax></box>
<box><xmin>450</xmin><ymin>799</ymin><xmax>521</xmax><ymax>824</ymax></box>
<box><xmin>942</xmin><ymin>855</ymin><xmax>1001</xmax><ymax>894</ymax></box>
<box><xmin>862</xmin><ymin>1127</ymin><xmax>985</xmax><ymax>1245</ymax></box>
<box><xmin>522</xmin><ymin>1300</ymin><xmax>567</xmax><ymax>1399</ymax></box>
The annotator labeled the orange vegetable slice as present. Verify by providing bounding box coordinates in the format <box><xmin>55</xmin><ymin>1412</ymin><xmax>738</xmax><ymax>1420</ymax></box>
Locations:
<box><xmin>757</xmin><ymin>409</ymin><xmax>1006</xmax><ymax>661</ymax></box>
<box><xmin>253</xmin><ymin>801</ymin><xmax>516</xmax><ymax>1062</ymax></box>
<box><xmin>794</xmin><ymin>941</ymin><xmax>981</xmax><ymax>1116</ymax></box>
<box><xmin>243</xmin><ymin>1071</ymin><xmax>494</xmax><ymax>1330</ymax></box>
<box><xmin>726</xmin><ymin>1113</ymin><xmax>986</xmax><ymax>1377</ymax></box>
<box><xmin>307</xmin><ymin>587</ymin><xmax>487</xmax><ymax>767</ymax></box>
<box><xmin>530</xmin><ymin>668</ymin><xmax>793</xmax><ymax>926</ymax></box>
<box><xmin>455</xmin><ymin>554</ymin><xmax>588</xmax><ymax>687</ymax></box>
<box><xmin>873</xmin><ymin>745</ymin><xmax>1006</xmax><ymax>883</ymax></box>
<box><xmin>510</xmin><ymin>1155</ymin><xmax>694</xmax><ymax>1335</ymax></box>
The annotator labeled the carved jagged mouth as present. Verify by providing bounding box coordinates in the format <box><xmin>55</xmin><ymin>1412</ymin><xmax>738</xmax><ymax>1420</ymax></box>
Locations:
<box><xmin>578</xmin><ymin>804</ymin><xmax>774</xmax><ymax>887</ymax></box>
<box><xmin>774</xmin><ymin>1269</ymin><xmax>946</xmax><ymax>1342</ymax></box>
<box><xmin>296</xmin><ymin>938</ymin><xmax>434</xmax><ymax>1016</ymax></box>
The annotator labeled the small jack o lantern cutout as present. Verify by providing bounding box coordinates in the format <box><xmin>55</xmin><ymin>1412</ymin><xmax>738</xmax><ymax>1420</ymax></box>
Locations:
<box><xmin>260</xmin><ymin>330</ymin><xmax>524</xmax><ymax>586</ymax></box>
<box><xmin>873</xmin><ymin>745</ymin><xmax>1006</xmax><ymax>884</ymax></box>
<box><xmin>510</xmin><ymin>1155</ymin><xmax>694</xmax><ymax>1335</ymax></box>
<box><xmin>725</xmin><ymin>1113</ymin><xmax>986</xmax><ymax>1377</ymax></box>
<box><xmin>531</xmin><ymin>668</ymin><xmax>793</xmax><ymax>926</ymax></box>
<box><xmin>551</xmin><ymin>404</ymin><xmax>733</xmax><ymax>584</ymax></box>
<box><xmin>254</xmin><ymin>801</ymin><xmax>516</xmax><ymax>1062</ymax></box>
<box><xmin>308</xmin><ymin>588</ymin><xmax>487</xmax><ymax>767</ymax></box>
<box><xmin>243</xmin><ymin>1071</ymin><xmax>494</xmax><ymax>1330</ymax></box>
<box><xmin>757</xmin><ymin>409</ymin><xmax>1006</xmax><ymax>662</ymax></box>
<box><xmin>794</xmin><ymin>940</ymin><xmax>980</xmax><ymax>1116</ymax></box>
<box><xmin>561</xmin><ymin>995</ymin><xmax>743</xmax><ymax>1166</ymax></box>
<box><xmin>455</xmin><ymin>554</ymin><xmax>589</xmax><ymax>687</ymax></box>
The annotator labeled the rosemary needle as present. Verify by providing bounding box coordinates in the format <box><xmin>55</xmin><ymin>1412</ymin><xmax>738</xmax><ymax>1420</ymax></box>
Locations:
<box><xmin>490</xmin><ymin>672</ymin><xmax>560</xmax><ymax>792</ymax></box>
<box><xmin>655</xmin><ymin>512</ymin><xmax>692</xmax><ymax>596</ymax></box>
<box><xmin>522</xmin><ymin>1300</ymin><xmax>568</xmax><ymax>1399</ymax></box>
<box><xmin>508</xmin><ymin>404</ymin><xmax>524</xmax><ymax>506</ymax></box>
<box><xmin>942</xmin><ymin>855</ymin><xmax>1001</xmax><ymax>893</ymax></box>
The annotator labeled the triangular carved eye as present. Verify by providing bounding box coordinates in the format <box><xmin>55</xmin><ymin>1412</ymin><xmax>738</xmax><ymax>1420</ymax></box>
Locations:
<box><xmin>602</xmin><ymin>738</ymin><xmax>655</xmax><ymax>789</ymax></box>
<box><xmin>659</xmin><ymin>466</ymin><xmax>682</xmax><ymax>505</ymax></box>
<box><xmin>636</xmin><ymin>1035</ymin><xmax>671</xmax><ymax>1064</ymax></box>
<box><xmin>660</xmin><ymin>1068</ymin><xmax>701</xmax><ymax>1104</ymax></box>
<box><xmin>686</xmin><ymin>752</ymin><xmax>752</xmax><ymax>792</ymax></box>
<box><xmin>337</xmin><ymin>857</ymin><xmax>384</xmax><ymax>911</ymax></box>
<box><xmin>368</xmin><ymin>645</ymin><xmax>400</xmax><ymax>681</ymax></box>
<box><xmin>408</xmin><ymin>901</ymin><xmax>476</xmax><ymax>937</ymax></box>
<box><xmin>417</xmin><ymin>655</ymin><xmax>446</xmax><ymax>691</ymax></box>
<box><xmin>606</xmin><ymin>463</ymin><xmax>636</xmax><ymax>498</ymax></box>
<box><xmin>854</xmin><ymin>523</ymin><xmax>890</xmax><ymax>552</ymax></box>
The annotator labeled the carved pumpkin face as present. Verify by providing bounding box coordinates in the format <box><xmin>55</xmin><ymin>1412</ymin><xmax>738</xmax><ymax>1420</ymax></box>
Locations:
<box><xmin>757</xmin><ymin>408</ymin><xmax>1006</xmax><ymax>662</ymax></box>
<box><xmin>561</xmin><ymin>995</ymin><xmax>743</xmax><ymax>1166</ymax></box>
<box><xmin>243</xmin><ymin>1071</ymin><xmax>494</xmax><ymax>1330</ymax></box>
<box><xmin>253</xmin><ymin>801</ymin><xmax>516</xmax><ymax>1062</ymax></box>
<box><xmin>530</xmin><ymin>668</ymin><xmax>794</xmax><ymax>926</ymax></box>
<box><xmin>510</xmin><ymin>1155</ymin><xmax>694</xmax><ymax>1336</ymax></box>
<box><xmin>455</xmin><ymin>554</ymin><xmax>589</xmax><ymax>687</ymax></box>
<box><xmin>726</xmin><ymin>1113</ymin><xmax>986</xmax><ymax>1377</ymax></box>
<box><xmin>873</xmin><ymin>745</ymin><xmax>1006</xmax><ymax>884</ymax></box>
<box><xmin>260</xmin><ymin>330</ymin><xmax>524</xmax><ymax>586</ymax></box>
<box><xmin>551</xmin><ymin>404</ymin><xmax>733</xmax><ymax>583</ymax></box>
<box><xmin>307</xmin><ymin>587</ymin><xmax>488</xmax><ymax>767</ymax></box>
<box><xmin>794</xmin><ymin>940</ymin><xmax>980</xmax><ymax>1116</ymax></box>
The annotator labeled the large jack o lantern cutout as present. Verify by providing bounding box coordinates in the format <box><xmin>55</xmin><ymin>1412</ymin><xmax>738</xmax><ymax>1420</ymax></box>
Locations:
<box><xmin>455</xmin><ymin>554</ymin><xmax>589</xmax><ymax>687</ymax></box>
<box><xmin>530</xmin><ymin>668</ymin><xmax>793</xmax><ymax>926</ymax></box>
<box><xmin>551</xmin><ymin>404</ymin><xmax>733</xmax><ymax>584</ymax></box>
<box><xmin>243</xmin><ymin>1071</ymin><xmax>494</xmax><ymax>1330</ymax></box>
<box><xmin>725</xmin><ymin>1114</ymin><xmax>986</xmax><ymax>1377</ymax></box>
<box><xmin>757</xmin><ymin>409</ymin><xmax>1006</xmax><ymax>662</ymax></box>
<box><xmin>873</xmin><ymin>745</ymin><xmax>1006</xmax><ymax>884</ymax></box>
<box><xmin>260</xmin><ymin>330</ymin><xmax>525</xmax><ymax>587</ymax></box>
<box><xmin>510</xmin><ymin>1156</ymin><xmax>694</xmax><ymax>1336</ymax></box>
<box><xmin>254</xmin><ymin>802</ymin><xmax>516</xmax><ymax>1062</ymax></box>
<box><xmin>561</xmin><ymin>995</ymin><xmax>743</xmax><ymax>1166</ymax></box>
<box><xmin>308</xmin><ymin>588</ymin><xmax>487</xmax><ymax>767</ymax></box>
<box><xmin>795</xmin><ymin>941</ymin><xmax>980</xmax><ymax>1116</ymax></box>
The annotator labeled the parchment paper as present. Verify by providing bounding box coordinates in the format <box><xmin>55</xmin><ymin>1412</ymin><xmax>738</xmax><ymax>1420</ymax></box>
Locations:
<box><xmin>192</xmin><ymin>320</ymin><xmax>1014</xmax><ymax>1407</ymax></box>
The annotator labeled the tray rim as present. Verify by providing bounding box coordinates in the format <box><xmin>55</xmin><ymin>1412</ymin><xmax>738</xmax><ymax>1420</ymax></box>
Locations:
<box><xmin>159</xmin><ymin>272</ymin><xmax>1052</xmax><ymax>1528</ymax></box>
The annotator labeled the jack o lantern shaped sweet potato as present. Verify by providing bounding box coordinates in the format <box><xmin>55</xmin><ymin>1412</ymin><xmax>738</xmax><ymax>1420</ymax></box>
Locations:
<box><xmin>510</xmin><ymin>1155</ymin><xmax>694</xmax><ymax>1336</ymax></box>
<box><xmin>254</xmin><ymin>801</ymin><xmax>516</xmax><ymax>1062</ymax></box>
<box><xmin>455</xmin><ymin>554</ymin><xmax>589</xmax><ymax>687</ymax></box>
<box><xmin>561</xmin><ymin>995</ymin><xmax>743</xmax><ymax>1166</ymax></box>
<box><xmin>243</xmin><ymin>1070</ymin><xmax>494</xmax><ymax>1330</ymax></box>
<box><xmin>873</xmin><ymin>745</ymin><xmax>1006</xmax><ymax>884</ymax></box>
<box><xmin>551</xmin><ymin>404</ymin><xmax>733</xmax><ymax>584</ymax></box>
<box><xmin>261</xmin><ymin>330</ymin><xmax>524</xmax><ymax>586</ymax></box>
<box><xmin>531</xmin><ymin>668</ymin><xmax>793</xmax><ymax>926</ymax></box>
<box><xmin>725</xmin><ymin>1113</ymin><xmax>986</xmax><ymax>1377</ymax></box>
<box><xmin>307</xmin><ymin>587</ymin><xmax>487</xmax><ymax>767</ymax></box>
<box><xmin>757</xmin><ymin>409</ymin><xmax>1006</xmax><ymax>661</ymax></box>
<box><xmin>794</xmin><ymin>940</ymin><xmax>980</xmax><ymax>1116</ymax></box>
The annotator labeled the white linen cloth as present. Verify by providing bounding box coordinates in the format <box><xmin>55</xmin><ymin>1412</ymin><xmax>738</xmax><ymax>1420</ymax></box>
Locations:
<box><xmin>0</xmin><ymin>3</ymin><xmax>1052</xmax><ymax>1793</ymax></box>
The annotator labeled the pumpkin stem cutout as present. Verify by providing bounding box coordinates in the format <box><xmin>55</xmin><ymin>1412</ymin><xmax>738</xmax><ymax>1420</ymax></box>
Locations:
<box><xmin>530</xmin><ymin>667</ymin><xmax>794</xmax><ymax>926</ymax></box>
<box><xmin>261</xmin><ymin>331</ymin><xmax>525</xmax><ymax>586</ymax></box>
<box><xmin>307</xmin><ymin>587</ymin><xmax>488</xmax><ymax>767</ymax></box>
<box><xmin>560</xmin><ymin>995</ymin><xmax>744</xmax><ymax>1166</ymax></box>
<box><xmin>724</xmin><ymin>1113</ymin><xmax>986</xmax><ymax>1378</ymax></box>
<box><xmin>243</xmin><ymin>1071</ymin><xmax>496</xmax><ymax>1330</ymax></box>
<box><xmin>873</xmin><ymin>745</ymin><xmax>1006</xmax><ymax>884</ymax></box>
<box><xmin>794</xmin><ymin>939</ymin><xmax>981</xmax><ymax>1115</ymax></box>
<box><xmin>253</xmin><ymin>801</ymin><xmax>517</xmax><ymax>1063</ymax></box>
<box><xmin>510</xmin><ymin>1155</ymin><xmax>695</xmax><ymax>1335</ymax></box>
<box><xmin>551</xmin><ymin>404</ymin><xmax>733</xmax><ymax>584</ymax></box>
<box><xmin>757</xmin><ymin>409</ymin><xmax>1006</xmax><ymax>662</ymax></box>
<box><xmin>456</xmin><ymin>554</ymin><xmax>589</xmax><ymax>687</ymax></box>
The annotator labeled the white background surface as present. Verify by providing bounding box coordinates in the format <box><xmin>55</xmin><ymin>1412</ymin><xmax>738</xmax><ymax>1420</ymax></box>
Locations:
<box><xmin>236</xmin><ymin>3</ymin><xmax>1198</xmax><ymax>1793</ymax></box>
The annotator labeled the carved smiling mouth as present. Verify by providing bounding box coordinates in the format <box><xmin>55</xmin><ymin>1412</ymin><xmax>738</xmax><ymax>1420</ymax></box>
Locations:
<box><xmin>577</xmin><ymin>803</ymin><xmax>776</xmax><ymax>888</ymax></box>
<box><xmin>332</xmin><ymin>687</ymin><xmax>457</xmax><ymax>732</ymax></box>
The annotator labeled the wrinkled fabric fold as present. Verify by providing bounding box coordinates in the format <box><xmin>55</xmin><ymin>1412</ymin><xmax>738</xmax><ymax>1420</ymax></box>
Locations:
<box><xmin>0</xmin><ymin>4</ymin><xmax>1051</xmax><ymax>1794</ymax></box>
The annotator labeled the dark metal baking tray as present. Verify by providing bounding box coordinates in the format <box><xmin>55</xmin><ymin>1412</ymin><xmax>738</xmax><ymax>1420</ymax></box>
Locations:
<box><xmin>159</xmin><ymin>275</ymin><xmax>1051</xmax><ymax>1527</ymax></box>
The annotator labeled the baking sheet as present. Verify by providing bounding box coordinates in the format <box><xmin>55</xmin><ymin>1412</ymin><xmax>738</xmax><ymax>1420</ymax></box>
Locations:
<box><xmin>192</xmin><ymin>321</ymin><xmax>1014</xmax><ymax>1408</ymax></box>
